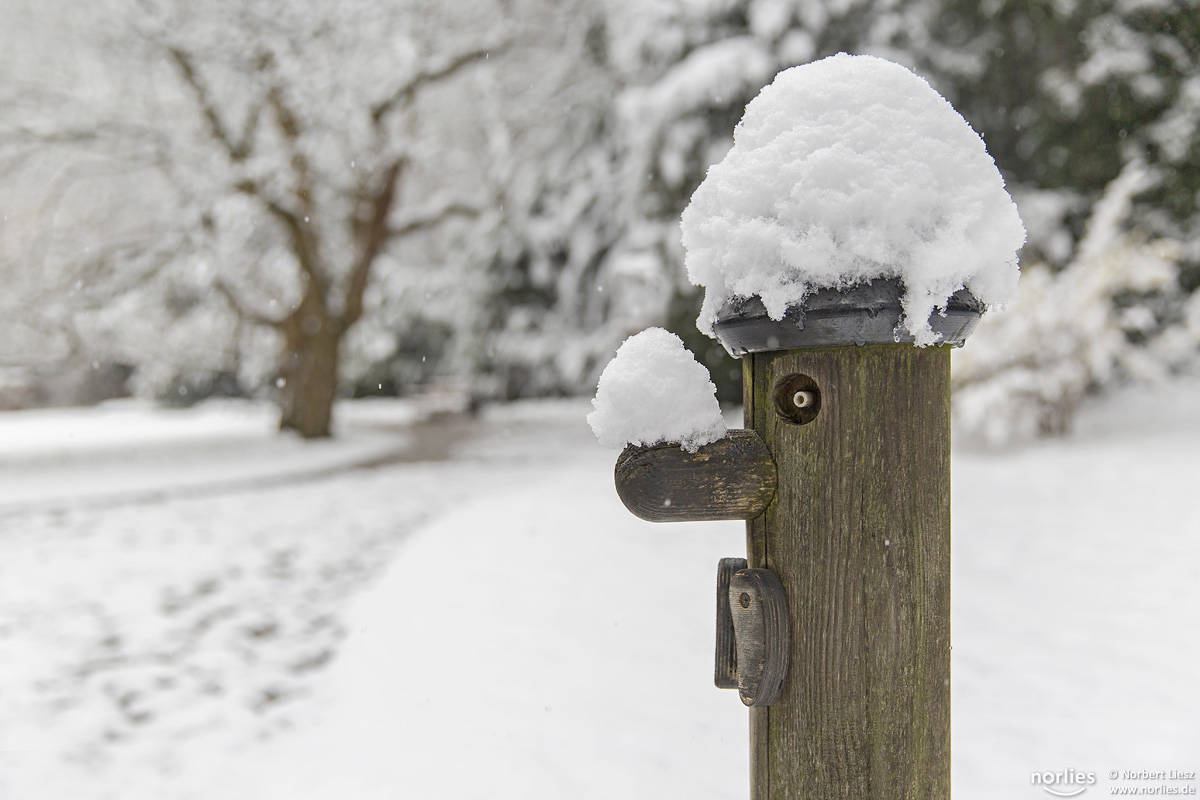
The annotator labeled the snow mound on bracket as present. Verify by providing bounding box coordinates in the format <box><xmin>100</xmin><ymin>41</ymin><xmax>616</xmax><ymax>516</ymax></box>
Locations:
<box><xmin>588</xmin><ymin>328</ymin><xmax>726</xmax><ymax>452</ymax></box>
<box><xmin>682</xmin><ymin>53</ymin><xmax>1026</xmax><ymax>346</ymax></box>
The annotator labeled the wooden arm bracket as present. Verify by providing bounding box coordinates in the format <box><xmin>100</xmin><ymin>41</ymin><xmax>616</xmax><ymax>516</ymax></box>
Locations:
<box><xmin>614</xmin><ymin>429</ymin><xmax>776</xmax><ymax>523</ymax></box>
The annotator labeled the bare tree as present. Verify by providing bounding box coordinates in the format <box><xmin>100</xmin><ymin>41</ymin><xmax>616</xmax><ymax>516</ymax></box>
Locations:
<box><xmin>130</xmin><ymin>1</ymin><xmax>508</xmax><ymax>436</ymax></box>
<box><xmin>3</xmin><ymin>0</ymin><xmax>639</xmax><ymax>422</ymax></box>
<box><xmin>0</xmin><ymin>0</ymin><xmax>515</xmax><ymax>435</ymax></box>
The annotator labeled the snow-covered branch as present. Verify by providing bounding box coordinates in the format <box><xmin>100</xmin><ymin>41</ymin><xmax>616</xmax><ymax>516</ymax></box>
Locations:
<box><xmin>340</xmin><ymin>160</ymin><xmax>404</xmax><ymax>329</ymax></box>
<box><xmin>387</xmin><ymin>200</ymin><xmax>483</xmax><ymax>239</ymax></box>
<box><xmin>369</xmin><ymin>42</ymin><xmax>507</xmax><ymax>124</ymax></box>
<box><xmin>213</xmin><ymin>280</ymin><xmax>285</xmax><ymax>329</ymax></box>
<box><xmin>231</xmin><ymin>178</ymin><xmax>327</xmax><ymax>302</ymax></box>
<box><xmin>168</xmin><ymin>47</ymin><xmax>257</xmax><ymax>163</ymax></box>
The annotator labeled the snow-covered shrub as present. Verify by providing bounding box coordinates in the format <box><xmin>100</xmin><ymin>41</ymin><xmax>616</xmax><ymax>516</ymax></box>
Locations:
<box><xmin>954</xmin><ymin>163</ymin><xmax>1190</xmax><ymax>444</ymax></box>
<box><xmin>606</xmin><ymin>0</ymin><xmax>1200</xmax><ymax>436</ymax></box>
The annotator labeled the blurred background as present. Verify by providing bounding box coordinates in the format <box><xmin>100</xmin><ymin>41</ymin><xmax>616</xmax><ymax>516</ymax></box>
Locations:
<box><xmin>0</xmin><ymin>1</ymin><xmax>1197</xmax><ymax>798</ymax></box>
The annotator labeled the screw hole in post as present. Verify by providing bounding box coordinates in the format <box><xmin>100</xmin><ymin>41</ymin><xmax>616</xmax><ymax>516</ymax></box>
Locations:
<box><xmin>773</xmin><ymin>374</ymin><xmax>821</xmax><ymax>425</ymax></box>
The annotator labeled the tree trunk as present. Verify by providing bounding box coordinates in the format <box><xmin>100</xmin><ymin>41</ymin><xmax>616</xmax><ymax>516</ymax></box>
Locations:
<box><xmin>278</xmin><ymin>324</ymin><xmax>340</xmax><ymax>439</ymax></box>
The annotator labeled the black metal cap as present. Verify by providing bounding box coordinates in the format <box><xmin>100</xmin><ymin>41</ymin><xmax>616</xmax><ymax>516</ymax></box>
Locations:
<box><xmin>711</xmin><ymin>278</ymin><xmax>984</xmax><ymax>356</ymax></box>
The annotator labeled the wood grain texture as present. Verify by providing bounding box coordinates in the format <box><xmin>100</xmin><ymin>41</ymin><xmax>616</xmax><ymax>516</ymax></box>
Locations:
<box><xmin>614</xmin><ymin>429</ymin><xmax>776</xmax><ymax>523</ymax></box>
<box><xmin>745</xmin><ymin>344</ymin><xmax>951</xmax><ymax>800</ymax></box>
<box><xmin>743</xmin><ymin>357</ymin><xmax>770</xmax><ymax>799</ymax></box>
<box><xmin>715</xmin><ymin>557</ymin><xmax>747</xmax><ymax>690</ymax></box>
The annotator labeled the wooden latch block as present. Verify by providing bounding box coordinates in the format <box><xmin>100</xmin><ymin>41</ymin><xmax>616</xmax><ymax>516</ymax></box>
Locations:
<box><xmin>715</xmin><ymin>558</ymin><xmax>790</xmax><ymax>707</ymax></box>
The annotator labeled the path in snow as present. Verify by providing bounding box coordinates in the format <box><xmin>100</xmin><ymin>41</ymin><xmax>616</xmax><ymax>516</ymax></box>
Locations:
<box><xmin>0</xmin><ymin>397</ymin><xmax>481</xmax><ymax>515</ymax></box>
<box><xmin>0</xmin><ymin>400</ymin><xmax>588</xmax><ymax>799</ymax></box>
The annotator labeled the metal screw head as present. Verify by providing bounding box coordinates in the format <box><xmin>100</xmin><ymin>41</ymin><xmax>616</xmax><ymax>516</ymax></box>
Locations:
<box><xmin>739</xmin><ymin>592</ymin><xmax>751</xmax><ymax>609</ymax></box>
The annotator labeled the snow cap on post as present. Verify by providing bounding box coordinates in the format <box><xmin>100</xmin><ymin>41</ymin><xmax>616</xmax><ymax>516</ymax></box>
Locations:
<box><xmin>681</xmin><ymin>53</ymin><xmax>1026</xmax><ymax>354</ymax></box>
<box><xmin>588</xmin><ymin>327</ymin><xmax>726</xmax><ymax>452</ymax></box>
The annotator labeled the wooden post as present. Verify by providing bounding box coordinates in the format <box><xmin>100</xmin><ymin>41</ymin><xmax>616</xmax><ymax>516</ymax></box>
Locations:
<box><xmin>610</xmin><ymin>279</ymin><xmax>970</xmax><ymax>798</ymax></box>
<box><xmin>741</xmin><ymin>342</ymin><xmax>951</xmax><ymax>799</ymax></box>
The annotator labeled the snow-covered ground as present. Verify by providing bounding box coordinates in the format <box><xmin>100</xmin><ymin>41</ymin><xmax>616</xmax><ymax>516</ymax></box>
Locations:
<box><xmin>2</xmin><ymin>385</ymin><xmax>1198</xmax><ymax>799</ymax></box>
